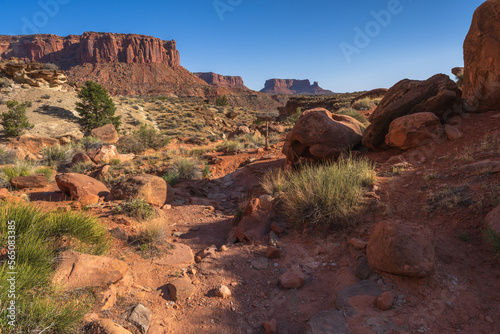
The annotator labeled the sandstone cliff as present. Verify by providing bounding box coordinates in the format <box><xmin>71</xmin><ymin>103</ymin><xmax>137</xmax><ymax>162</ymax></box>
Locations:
<box><xmin>261</xmin><ymin>79</ymin><xmax>334</xmax><ymax>95</ymax></box>
<box><xmin>195</xmin><ymin>72</ymin><xmax>248</xmax><ymax>89</ymax></box>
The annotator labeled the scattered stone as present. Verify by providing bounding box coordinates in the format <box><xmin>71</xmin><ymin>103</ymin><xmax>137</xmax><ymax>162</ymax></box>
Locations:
<box><xmin>263</xmin><ymin>319</ymin><xmax>277</xmax><ymax>334</ymax></box>
<box><xmin>10</xmin><ymin>174</ymin><xmax>47</xmax><ymax>189</ymax></box>
<box><xmin>55</xmin><ymin>173</ymin><xmax>110</xmax><ymax>200</ymax></box>
<box><xmin>485</xmin><ymin>204</ymin><xmax>500</xmax><ymax>234</ymax></box>
<box><xmin>251</xmin><ymin>258</ymin><xmax>269</xmax><ymax>270</ymax></box>
<box><xmin>377</xmin><ymin>291</ymin><xmax>395</xmax><ymax>311</ymax></box>
<box><xmin>215</xmin><ymin>285</ymin><xmax>231</xmax><ymax>299</ymax></box>
<box><xmin>265</xmin><ymin>246</ymin><xmax>282</xmax><ymax>259</ymax></box>
<box><xmin>280</xmin><ymin>271</ymin><xmax>305</xmax><ymax>289</ymax></box>
<box><xmin>90</xmin><ymin>124</ymin><xmax>119</xmax><ymax>144</ymax></box>
<box><xmin>444</xmin><ymin>124</ymin><xmax>462</xmax><ymax>140</ymax></box>
<box><xmin>167</xmin><ymin>277</ymin><xmax>196</xmax><ymax>301</ymax></box>
<box><xmin>283</xmin><ymin>108</ymin><xmax>364</xmax><ymax>167</ymax></box>
<box><xmin>112</xmin><ymin>174</ymin><xmax>173</xmax><ymax>207</ymax></box>
<box><xmin>385</xmin><ymin>112</ymin><xmax>443</xmax><ymax>150</ymax></box>
<box><xmin>348</xmin><ymin>238</ymin><xmax>367</xmax><ymax>250</ymax></box>
<box><xmin>367</xmin><ymin>220</ymin><xmax>435</xmax><ymax>277</ymax></box>
<box><xmin>128</xmin><ymin>304</ymin><xmax>152</xmax><ymax>334</ymax></box>
<box><xmin>355</xmin><ymin>256</ymin><xmax>372</xmax><ymax>280</ymax></box>
<box><xmin>52</xmin><ymin>250</ymin><xmax>129</xmax><ymax>291</ymax></box>
<box><xmin>306</xmin><ymin>309</ymin><xmax>352</xmax><ymax>334</ymax></box>
<box><xmin>110</xmin><ymin>227</ymin><xmax>129</xmax><ymax>242</ymax></box>
<box><xmin>87</xmin><ymin>319</ymin><xmax>132</xmax><ymax>334</ymax></box>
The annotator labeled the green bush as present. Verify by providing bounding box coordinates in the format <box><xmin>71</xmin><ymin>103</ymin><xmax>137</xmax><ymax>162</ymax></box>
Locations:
<box><xmin>0</xmin><ymin>160</ymin><xmax>38</xmax><ymax>182</ymax></box>
<box><xmin>134</xmin><ymin>221</ymin><xmax>168</xmax><ymax>249</ymax></box>
<box><xmin>133</xmin><ymin>124</ymin><xmax>170</xmax><ymax>150</ymax></box>
<box><xmin>75</xmin><ymin>81</ymin><xmax>121</xmax><ymax>133</ymax></box>
<box><xmin>1</xmin><ymin>100</ymin><xmax>34</xmax><ymax>137</ymax></box>
<box><xmin>114</xmin><ymin>198</ymin><xmax>156</xmax><ymax>221</ymax></box>
<box><xmin>116</xmin><ymin>135</ymin><xmax>146</xmax><ymax>155</ymax></box>
<box><xmin>0</xmin><ymin>203</ymin><xmax>108</xmax><ymax>332</ymax></box>
<box><xmin>162</xmin><ymin>170</ymin><xmax>179</xmax><ymax>186</ymax></box>
<box><xmin>41</xmin><ymin>144</ymin><xmax>76</xmax><ymax>169</ymax></box>
<box><xmin>79</xmin><ymin>136</ymin><xmax>103</xmax><ymax>152</ymax></box>
<box><xmin>216</xmin><ymin>95</ymin><xmax>229</xmax><ymax>106</ymax></box>
<box><xmin>261</xmin><ymin>157</ymin><xmax>376</xmax><ymax>229</ymax></box>
<box><xmin>36</xmin><ymin>166</ymin><xmax>55</xmax><ymax>180</ymax></box>
<box><xmin>70</xmin><ymin>161</ymin><xmax>94</xmax><ymax>174</ymax></box>
<box><xmin>172</xmin><ymin>158</ymin><xmax>202</xmax><ymax>180</ymax></box>
<box><xmin>216</xmin><ymin>140</ymin><xmax>241</xmax><ymax>154</ymax></box>
<box><xmin>351</xmin><ymin>97</ymin><xmax>376</xmax><ymax>111</ymax></box>
<box><xmin>285</xmin><ymin>107</ymin><xmax>302</xmax><ymax>125</ymax></box>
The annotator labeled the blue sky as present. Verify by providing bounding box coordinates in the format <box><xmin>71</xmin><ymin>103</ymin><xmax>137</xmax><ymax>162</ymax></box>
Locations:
<box><xmin>0</xmin><ymin>0</ymin><xmax>484</xmax><ymax>92</ymax></box>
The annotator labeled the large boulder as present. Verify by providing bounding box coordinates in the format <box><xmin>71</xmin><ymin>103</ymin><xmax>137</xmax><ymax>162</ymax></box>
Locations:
<box><xmin>367</xmin><ymin>220</ymin><xmax>435</xmax><ymax>277</ymax></box>
<box><xmin>362</xmin><ymin>74</ymin><xmax>462</xmax><ymax>151</ymax></box>
<box><xmin>52</xmin><ymin>250</ymin><xmax>129</xmax><ymax>291</ymax></box>
<box><xmin>463</xmin><ymin>0</ymin><xmax>500</xmax><ymax>112</ymax></box>
<box><xmin>385</xmin><ymin>112</ymin><xmax>443</xmax><ymax>150</ymax></box>
<box><xmin>282</xmin><ymin>108</ymin><xmax>364</xmax><ymax>166</ymax></box>
<box><xmin>111</xmin><ymin>174</ymin><xmax>173</xmax><ymax>207</ymax></box>
<box><xmin>90</xmin><ymin>124</ymin><xmax>119</xmax><ymax>144</ymax></box>
<box><xmin>55</xmin><ymin>173</ymin><xmax>110</xmax><ymax>199</ymax></box>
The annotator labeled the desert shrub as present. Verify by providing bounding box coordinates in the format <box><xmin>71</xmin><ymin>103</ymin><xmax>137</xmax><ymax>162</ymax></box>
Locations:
<box><xmin>261</xmin><ymin>157</ymin><xmax>376</xmax><ymax>229</ymax></box>
<box><xmin>336</xmin><ymin>108</ymin><xmax>369</xmax><ymax>126</ymax></box>
<box><xmin>41</xmin><ymin>144</ymin><xmax>76</xmax><ymax>169</ymax></box>
<box><xmin>41</xmin><ymin>63</ymin><xmax>59</xmax><ymax>70</ymax></box>
<box><xmin>134</xmin><ymin>221</ymin><xmax>168</xmax><ymax>248</ymax></box>
<box><xmin>75</xmin><ymin>80</ymin><xmax>121</xmax><ymax>132</ymax></box>
<box><xmin>216</xmin><ymin>95</ymin><xmax>229</xmax><ymax>106</ymax></box>
<box><xmin>0</xmin><ymin>160</ymin><xmax>39</xmax><ymax>182</ymax></box>
<box><xmin>202</xmin><ymin>164</ymin><xmax>211</xmax><ymax>178</ymax></box>
<box><xmin>0</xmin><ymin>100</ymin><xmax>33</xmax><ymax>137</ymax></box>
<box><xmin>236</xmin><ymin>133</ymin><xmax>265</xmax><ymax>149</ymax></box>
<box><xmin>0</xmin><ymin>203</ymin><xmax>108</xmax><ymax>332</ymax></box>
<box><xmin>425</xmin><ymin>185</ymin><xmax>475</xmax><ymax>213</ymax></box>
<box><xmin>285</xmin><ymin>107</ymin><xmax>302</xmax><ymax>125</ymax></box>
<box><xmin>172</xmin><ymin>158</ymin><xmax>202</xmax><ymax>180</ymax></box>
<box><xmin>162</xmin><ymin>170</ymin><xmax>179</xmax><ymax>186</ymax></box>
<box><xmin>41</xmin><ymin>94</ymin><xmax>51</xmax><ymax>100</ymax></box>
<box><xmin>36</xmin><ymin>166</ymin><xmax>55</xmax><ymax>180</ymax></box>
<box><xmin>351</xmin><ymin>98</ymin><xmax>376</xmax><ymax>111</ymax></box>
<box><xmin>116</xmin><ymin>135</ymin><xmax>146</xmax><ymax>155</ymax></box>
<box><xmin>0</xmin><ymin>146</ymin><xmax>16</xmax><ymax>164</ymax></box>
<box><xmin>133</xmin><ymin>124</ymin><xmax>170</xmax><ymax>150</ymax></box>
<box><xmin>216</xmin><ymin>140</ymin><xmax>241</xmax><ymax>154</ymax></box>
<box><xmin>79</xmin><ymin>136</ymin><xmax>103</xmax><ymax>152</ymax></box>
<box><xmin>114</xmin><ymin>198</ymin><xmax>155</xmax><ymax>221</ymax></box>
<box><xmin>70</xmin><ymin>161</ymin><xmax>94</xmax><ymax>174</ymax></box>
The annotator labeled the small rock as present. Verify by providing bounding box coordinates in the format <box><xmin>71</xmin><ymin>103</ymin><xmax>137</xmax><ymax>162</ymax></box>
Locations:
<box><xmin>87</xmin><ymin>319</ymin><xmax>132</xmax><ymax>334</ymax></box>
<box><xmin>444</xmin><ymin>124</ymin><xmax>462</xmax><ymax>140</ymax></box>
<box><xmin>259</xmin><ymin>194</ymin><xmax>274</xmax><ymax>211</ymax></box>
<box><xmin>251</xmin><ymin>258</ymin><xmax>269</xmax><ymax>270</ymax></box>
<box><xmin>263</xmin><ymin>319</ymin><xmax>277</xmax><ymax>334</ymax></box>
<box><xmin>355</xmin><ymin>256</ymin><xmax>372</xmax><ymax>280</ymax></box>
<box><xmin>269</xmin><ymin>231</ymin><xmax>279</xmax><ymax>247</ymax></box>
<box><xmin>219</xmin><ymin>245</ymin><xmax>228</xmax><ymax>252</ymax></box>
<box><xmin>215</xmin><ymin>285</ymin><xmax>231</xmax><ymax>299</ymax></box>
<box><xmin>270</xmin><ymin>222</ymin><xmax>285</xmax><ymax>235</ymax></box>
<box><xmin>168</xmin><ymin>277</ymin><xmax>196</xmax><ymax>301</ymax></box>
<box><xmin>376</xmin><ymin>291</ymin><xmax>394</xmax><ymax>311</ymax></box>
<box><xmin>280</xmin><ymin>271</ymin><xmax>305</xmax><ymax>289</ymax></box>
<box><xmin>265</xmin><ymin>246</ymin><xmax>282</xmax><ymax>259</ymax></box>
<box><xmin>128</xmin><ymin>304</ymin><xmax>151</xmax><ymax>334</ymax></box>
<box><xmin>110</xmin><ymin>227</ymin><xmax>129</xmax><ymax>242</ymax></box>
<box><xmin>485</xmin><ymin>316</ymin><xmax>493</xmax><ymax>323</ymax></box>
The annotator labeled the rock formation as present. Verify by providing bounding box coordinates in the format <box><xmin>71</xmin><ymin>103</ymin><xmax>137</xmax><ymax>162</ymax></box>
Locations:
<box><xmin>260</xmin><ymin>79</ymin><xmax>334</xmax><ymax>95</ymax></box>
<box><xmin>463</xmin><ymin>0</ymin><xmax>500</xmax><ymax>112</ymax></box>
<box><xmin>0</xmin><ymin>60</ymin><xmax>67</xmax><ymax>88</ymax></box>
<box><xmin>194</xmin><ymin>72</ymin><xmax>247</xmax><ymax>89</ymax></box>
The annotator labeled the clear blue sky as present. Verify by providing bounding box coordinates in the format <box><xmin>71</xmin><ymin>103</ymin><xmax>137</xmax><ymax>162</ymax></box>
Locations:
<box><xmin>0</xmin><ymin>0</ymin><xmax>484</xmax><ymax>92</ymax></box>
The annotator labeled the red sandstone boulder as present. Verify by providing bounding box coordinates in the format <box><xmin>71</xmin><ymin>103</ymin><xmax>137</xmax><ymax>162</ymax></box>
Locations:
<box><xmin>282</xmin><ymin>108</ymin><xmax>364</xmax><ymax>167</ymax></box>
<box><xmin>111</xmin><ymin>174</ymin><xmax>173</xmax><ymax>207</ymax></box>
<box><xmin>10</xmin><ymin>174</ymin><xmax>48</xmax><ymax>189</ymax></box>
<box><xmin>233</xmin><ymin>198</ymin><xmax>272</xmax><ymax>242</ymax></box>
<box><xmin>362</xmin><ymin>74</ymin><xmax>462</xmax><ymax>151</ymax></box>
<box><xmin>385</xmin><ymin>112</ymin><xmax>443</xmax><ymax>150</ymax></box>
<box><xmin>55</xmin><ymin>173</ymin><xmax>110</xmax><ymax>199</ymax></box>
<box><xmin>88</xmin><ymin>145</ymin><xmax>120</xmax><ymax>164</ymax></box>
<box><xmin>71</xmin><ymin>152</ymin><xmax>96</xmax><ymax>166</ymax></box>
<box><xmin>90</xmin><ymin>124</ymin><xmax>119</xmax><ymax>144</ymax></box>
<box><xmin>463</xmin><ymin>0</ymin><xmax>500</xmax><ymax>112</ymax></box>
<box><xmin>367</xmin><ymin>220</ymin><xmax>435</xmax><ymax>277</ymax></box>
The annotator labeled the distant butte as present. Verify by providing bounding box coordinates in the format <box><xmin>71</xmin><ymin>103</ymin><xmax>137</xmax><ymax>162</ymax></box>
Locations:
<box><xmin>194</xmin><ymin>72</ymin><xmax>248</xmax><ymax>89</ymax></box>
<box><xmin>260</xmin><ymin>79</ymin><xmax>334</xmax><ymax>95</ymax></box>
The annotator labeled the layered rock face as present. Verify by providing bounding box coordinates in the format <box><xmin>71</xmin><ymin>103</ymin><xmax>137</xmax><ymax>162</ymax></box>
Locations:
<box><xmin>195</xmin><ymin>72</ymin><xmax>247</xmax><ymax>89</ymax></box>
<box><xmin>260</xmin><ymin>79</ymin><xmax>334</xmax><ymax>95</ymax></box>
<box><xmin>0</xmin><ymin>60</ymin><xmax>67</xmax><ymax>88</ymax></box>
<box><xmin>0</xmin><ymin>32</ymin><xmax>180</xmax><ymax>69</ymax></box>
